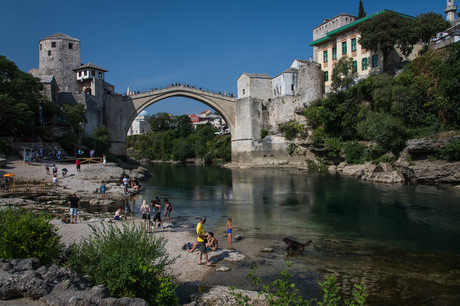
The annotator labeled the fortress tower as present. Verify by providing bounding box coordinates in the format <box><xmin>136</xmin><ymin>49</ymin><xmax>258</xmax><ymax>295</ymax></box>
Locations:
<box><xmin>30</xmin><ymin>33</ymin><xmax>81</xmax><ymax>93</ymax></box>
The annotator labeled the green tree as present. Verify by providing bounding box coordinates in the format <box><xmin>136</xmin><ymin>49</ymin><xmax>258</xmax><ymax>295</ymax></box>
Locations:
<box><xmin>357</xmin><ymin>111</ymin><xmax>408</xmax><ymax>154</ymax></box>
<box><xmin>83</xmin><ymin>125</ymin><xmax>112</xmax><ymax>155</ymax></box>
<box><xmin>331</xmin><ymin>56</ymin><xmax>357</xmax><ymax>92</ymax></box>
<box><xmin>435</xmin><ymin>42</ymin><xmax>460</xmax><ymax>129</ymax></box>
<box><xmin>415</xmin><ymin>12</ymin><xmax>451</xmax><ymax>45</ymax></box>
<box><xmin>174</xmin><ymin>114</ymin><xmax>192</xmax><ymax>138</ymax></box>
<box><xmin>149</xmin><ymin>112</ymin><xmax>174</xmax><ymax>131</ymax></box>
<box><xmin>358</xmin><ymin>11</ymin><xmax>418</xmax><ymax>71</ymax></box>
<box><xmin>358</xmin><ymin>0</ymin><xmax>366</xmax><ymax>19</ymax></box>
<box><xmin>0</xmin><ymin>55</ymin><xmax>48</xmax><ymax>135</ymax></box>
<box><xmin>61</xmin><ymin>104</ymin><xmax>86</xmax><ymax>133</ymax></box>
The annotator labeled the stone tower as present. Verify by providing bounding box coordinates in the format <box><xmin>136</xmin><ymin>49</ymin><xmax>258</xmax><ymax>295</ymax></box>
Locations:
<box><xmin>35</xmin><ymin>33</ymin><xmax>81</xmax><ymax>93</ymax></box>
<box><xmin>445</xmin><ymin>0</ymin><xmax>457</xmax><ymax>22</ymax></box>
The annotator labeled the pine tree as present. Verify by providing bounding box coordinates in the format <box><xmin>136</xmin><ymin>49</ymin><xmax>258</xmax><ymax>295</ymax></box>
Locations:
<box><xmin>358</xmin><ymin>0</ymin><xmax>366</xmax><ymax>18</ymax></box>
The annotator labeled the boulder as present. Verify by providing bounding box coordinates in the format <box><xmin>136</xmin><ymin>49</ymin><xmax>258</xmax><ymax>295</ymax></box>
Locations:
<box><xmin>400</xmin><ymin>160</ymin><xmax>460</xmax><ymax>183</ymax></box>
<box><xmin>334</xmin><ymin>162</ymin><xmax>404</xmax><ymax>183</ymax></box>
<box><xmin>216</xmin><ymin>266</ymin><xmax>231</xmax><ymax>272</ymax></box>
<box><xmin>0</xmin><ymin>258</ymin><xmax>147</xmax><ymax>305</ymax></box>
<box><xmin>260</xmin><ymin>248</ymin><xmax>274</xmax><ymax>253</ymax></box>
<box><xmin>187</xmin><ymin>285</ymin><xmax>267</xmax><ymax>306</ymax></box>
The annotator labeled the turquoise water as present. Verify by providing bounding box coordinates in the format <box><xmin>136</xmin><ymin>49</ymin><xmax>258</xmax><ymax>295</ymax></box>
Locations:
<box><xmin>131</xmin><ymin>163</ymin><xmax>460</xmax><ymax>304</ymax></box>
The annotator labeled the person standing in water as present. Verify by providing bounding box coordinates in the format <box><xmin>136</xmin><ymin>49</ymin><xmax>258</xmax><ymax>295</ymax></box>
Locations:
<box><xmin>162</xmin><ymin>198</ymin><xmax>172</xmax><ymax>224</ymax></box>
<box><xmin>227</xmin><ymin>217</ymin><xmax>237</xmax><ymax>247</ymax></box>
<box><xmin>140</xmin><ymin>200</ymin><xmax>151</xmax><ymax>232</ymax></box>
<box><xmin>152</xmin><ymin>197</ymin><xmax>162</xmax><ymax>229</ymax></box>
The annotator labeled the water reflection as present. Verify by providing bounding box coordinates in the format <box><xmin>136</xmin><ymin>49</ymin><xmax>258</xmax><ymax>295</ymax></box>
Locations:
<box><xmin>134</xmin><ymin>163</ymin><xmax>460</xmax><ymax>304</ymax></box>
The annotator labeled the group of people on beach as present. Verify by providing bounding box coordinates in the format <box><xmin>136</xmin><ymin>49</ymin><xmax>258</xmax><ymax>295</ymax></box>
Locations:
<box><xmin>140</xmin><ymin>197</ymin><xmax>173</xmax><ymax>232</ymax></box>
<box><xmin>44</xmin><ymin>159</ymin><xmax>83</xmax><ymax>192</ymax></box>
<box><xmin>187</xmin><ymin>216</ymin><xmax>237</xmax><ymax>267</ymax></box>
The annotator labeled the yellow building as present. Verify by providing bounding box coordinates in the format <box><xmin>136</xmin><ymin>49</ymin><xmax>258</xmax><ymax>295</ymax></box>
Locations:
<box><xmin>309</xmin><ymin>10</ymin><xmax>421</xmax><ymax>93</ymax></box>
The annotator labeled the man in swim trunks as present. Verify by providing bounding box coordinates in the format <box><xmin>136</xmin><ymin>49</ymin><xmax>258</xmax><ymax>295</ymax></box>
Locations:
<box><xmin>195</xmin><ymin>217</ymin><xmax>215</xmax><ymax>267</ymax></box>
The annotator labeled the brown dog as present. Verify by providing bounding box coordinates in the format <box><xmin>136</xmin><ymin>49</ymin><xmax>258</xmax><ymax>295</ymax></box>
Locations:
<box><xmin>283</xmin><ymin>238</ymin><xmax>312</xmax><ymax>252</ymax></box>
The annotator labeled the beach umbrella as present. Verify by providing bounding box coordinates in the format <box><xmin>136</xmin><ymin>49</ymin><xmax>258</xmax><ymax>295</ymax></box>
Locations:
<box><xmin>3</xmin><ymin>173</ymin><xmax>14</xmax><ymax>177</ymax></box>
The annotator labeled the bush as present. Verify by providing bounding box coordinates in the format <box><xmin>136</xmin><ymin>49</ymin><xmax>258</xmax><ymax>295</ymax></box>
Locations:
<box><xmin>0</xmin><ymin>208</ymin><xmax>62</xmax><ymax>265</ymax></box>
<box><xmin>435</xmin><ymin>139</ymin><xmax>460</xmax><ymax>161</ymax></box>
<box><xmin>344</xmin><ymin>141</ymin><xmax>366</xmax><ymax>164</ymax></box>
<box><xmin>0</xmin><ymin>138</ymin><xmax>9</xmax><ymax>155</ymax></box>
<box><xmin>82</xmin><ymin>126</ymin><xmax>112</xmax><ymax>156</ymax></box>
<box><xmin>279</xmin><ymin>121</ymin><xmax>305</xmax><ymax>140</ymax></box>
<box><xmin>287</xmin><ymin>143</ymin><xmax>297</xmax><ymax>156</ymax></box>
<box><xmin>311</xmin><ymin>127</ymin><xmax>327</xmax><ymax>147</ymax></box>
<box><xmin>260</xmin><ymin>129</ymin><xmax>269</xmax><ymax>139</ymax></box>
<box><xmin>357</xmin><ymin>111</ymin><xmax>408</xmax><ymax>154</ymax></box>
<box><xmin>65</xmin><ymin>222</ymin><xmax>178</xmax><ymax>305</ymax></box>
<box><xmin>230</xmin><ymin>262</ymin><xmax>367</xmax><ymax>305</ymax></box>
<box><xmin>324</xmin><ymin>137</ymin><xmax>343</xmax><ymax>158</ymax></box>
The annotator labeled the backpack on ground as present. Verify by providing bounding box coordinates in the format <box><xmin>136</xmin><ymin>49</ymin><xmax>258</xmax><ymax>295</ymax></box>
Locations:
<box><xmin>61</xmin><ymin>216</ymin><xmax>70</xmax><ymax>224</ymax></box>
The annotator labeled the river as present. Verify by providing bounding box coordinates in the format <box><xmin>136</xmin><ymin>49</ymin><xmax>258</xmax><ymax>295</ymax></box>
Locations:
<box><xmin>128</xmin><ymin>163</ymin><xmax>460</xmax><ymax>305</ymax></box>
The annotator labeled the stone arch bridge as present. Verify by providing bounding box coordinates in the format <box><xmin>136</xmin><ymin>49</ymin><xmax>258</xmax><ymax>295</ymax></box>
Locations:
<box><xmin>106</xmin><ymin>85</ymin><xmax>237</xmax><ymax>156</ymax></box>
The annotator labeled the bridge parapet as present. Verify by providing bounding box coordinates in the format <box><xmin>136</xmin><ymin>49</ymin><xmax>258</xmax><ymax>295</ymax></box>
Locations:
<box><xmin>126</xmin><ymin>85</ymin><xmax>236</xmax><ymax>101</ymax></box>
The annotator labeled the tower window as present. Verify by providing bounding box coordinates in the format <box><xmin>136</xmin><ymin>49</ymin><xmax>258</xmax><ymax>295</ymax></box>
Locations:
<box><xmin>92</xmin><ymin>70</ymin><xmax>95</xmax><ymax>76</ymax></box>
<box><xmin>79</xmin><ymin>71</ymin><xmax>82</xmax><ymax>77</ymax></box>
<box><xmin>323</xmin><ymin>50</ymin><xmax>328</xmax><ymax>63</ymax></box>
<box><xmin>68</xmin><ymin>43</ymin><xmax>73</xmax><ymax>49</ymax></box>
<box><xmin>352</xmin><ymin>60</ymin><xmax>357</xmax><ymax>72</ymax></box>
<box><xmin>324</xmin><ymin>71</ymin><xmax>329</xmax><ymax>82</ymax></box>
<box><xmin>48</xmin><ymin>51</ymin><xmax>51</xmax><ymax>56</ymax></box>
<box><xmin>242</xmin><ymin>89</ymin><xmax>245</xmax><ymax>95</ymax></box>
<box><xmin>332</xmin><ymin>47</ymin><xmax>337</xmax><ymax>59</ymax></box>
<box><xmin>99</xmin><ymin>72</ymin><xmax>102</xmax><ymax>78</ymax></box>
<box><xmin>51</xmin><ymin>42</ymin><xmax>56</xmax><ymax>48</ymax></box>
<box><xmin>40</xmin><ymin>44</ymin><xmax>42</xmax><ymax>51</ymax></box>
<box><xmin>291</xmin><ymin>84</ymin><xmax>294</xmax><ymax>91</ymax></box>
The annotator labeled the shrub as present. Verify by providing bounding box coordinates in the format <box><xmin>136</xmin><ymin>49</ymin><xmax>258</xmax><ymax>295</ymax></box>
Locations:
<box><xmin>0</xmin><ymin>208</ymin><xmax>62</xmax><ymax>265</ymax></box>
<box><xmin>356</xmin><ymin>111</ymin><xmax>408</xmax><ymax>154</ymax></box>
<box><xmin>324</xmin><ymin>137</ymin><xmax>343</xmax><ymax>158</ymax></box>
<box><xmin>230</xmin><ymin>262</ymin><xmax>367</xmax><ymax>305</ymax></box>
<box><xmin>65</xmin><ymin>222</ymin><xmax>178</xmax><ymax>305</ymax></box>
<box><xmin>435</xmin><ymin>139</ymin><xmax>460</xmax><ymax>161</ymax></box>
<box><xmin>279</xmin><ymin>121</ymin><xmax>305</xmax><ymax>140</ymax></box>
<box><xmin>0</xmin><ymin>139</ymin><xmax>9</xmax><ymax>155</ymax></box>
<box><xmin>311</xmin><ymin>127</ymin><xmax>326</xmax><ymax>147</ymax></box>
<box><xmin>343</xmin><ymin>141</ymin><xmax>366</xmax><ymax>164</ymax></box>
<box><xmin>260</xmin><ymin>129</ymin><xmax>269</xmax><ymax>139</ymax></box>
<box><xmin>82</xmin><ymin>126</ymin><xmax>112</xmax><ymax>156</ymax></box>
<box><xmin>287</xmin><ymin>143</ymin><xmax>298</xmax><ymax>156</ymax></box>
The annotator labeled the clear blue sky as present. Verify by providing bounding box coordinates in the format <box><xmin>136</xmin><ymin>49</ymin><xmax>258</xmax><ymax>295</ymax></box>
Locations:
<box><xmin>0</xmin><ymin>0</ymin><xmax>448</xmax><ymax>116</ymax></box>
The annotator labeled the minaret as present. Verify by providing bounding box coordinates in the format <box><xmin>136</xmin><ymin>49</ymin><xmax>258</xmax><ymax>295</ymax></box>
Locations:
<box><xmin>445</xmin><ymin>0</ymin><xmax>457</xmax><ymax>22</ymax></box>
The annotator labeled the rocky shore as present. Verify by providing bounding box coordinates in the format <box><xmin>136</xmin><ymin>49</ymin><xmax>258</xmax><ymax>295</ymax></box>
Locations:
<box><xmin>0</xmin><ymin>157</ymin><xmax>261</xmax><ymax>305</ymax></box>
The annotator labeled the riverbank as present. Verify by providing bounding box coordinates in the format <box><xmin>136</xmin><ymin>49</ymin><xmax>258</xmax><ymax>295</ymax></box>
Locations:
<box><xmin>0</xmin><ymin>156</ymin><xmax>150</xmax><ymax>204</ymax></box>
<box><xmin>0</xmin><ymin>157</ymin><xmax>258</xmax><ymax>305</ymax></box>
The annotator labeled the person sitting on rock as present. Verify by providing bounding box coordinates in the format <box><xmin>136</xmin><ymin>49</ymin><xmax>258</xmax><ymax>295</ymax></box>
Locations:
<box><xmin>206</xmin><ymin>232</ymin><xmax>218</xmax><ymax>251</ymax></box>
<box><xmin>114</xmin><ymin>206</ymin><xmax>124</xmax><ymax>221</ymax></box>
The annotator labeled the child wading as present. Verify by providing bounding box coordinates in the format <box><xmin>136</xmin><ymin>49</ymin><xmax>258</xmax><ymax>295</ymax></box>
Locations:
<box><xmin>227</xmin><ymin>217</ymin><xmax>237</xmax><ymax>247</ymax></box>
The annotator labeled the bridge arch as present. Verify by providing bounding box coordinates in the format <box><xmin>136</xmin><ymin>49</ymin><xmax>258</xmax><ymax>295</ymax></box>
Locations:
<box><xmin>105</xmin><ymin>86</ymin><xmax>236</xmax><ymax>155</ymax></box>
<box><xmin>126</xmin><ymin>87</ymin><xmax>236</xmax><ymax>136</ymax></box>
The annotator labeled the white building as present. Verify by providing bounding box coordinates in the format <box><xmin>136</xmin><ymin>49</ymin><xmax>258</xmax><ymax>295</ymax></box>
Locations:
<box><xmin>127</xmin><ymin>110</ymin><xmax>151</xmax><ymax>136</ymax></box>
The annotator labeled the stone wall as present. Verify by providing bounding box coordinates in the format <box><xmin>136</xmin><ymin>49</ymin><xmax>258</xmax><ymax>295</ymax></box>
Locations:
<box><xmin>232</xmin><ymin>61</ymin><xmax>322</xmax><ymax>164</ymax></box>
